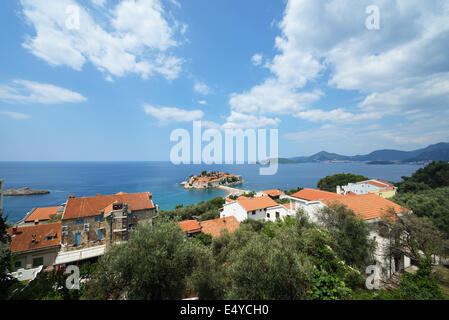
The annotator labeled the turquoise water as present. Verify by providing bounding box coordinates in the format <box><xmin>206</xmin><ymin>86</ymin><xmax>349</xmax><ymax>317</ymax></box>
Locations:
<box><xmin>0</xmin><ymin>161</ymin><xmax>423</xmax><ymax>223</ymax></box>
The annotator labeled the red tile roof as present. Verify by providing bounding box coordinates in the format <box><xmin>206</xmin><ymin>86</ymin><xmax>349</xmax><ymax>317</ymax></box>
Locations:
<box><xmin>178</xmin><ymin>220</ymin><xmax>202</xmax><ymax>234</ymax></box>
<box><xmin>63</xmin><ymin>192</ymin><xmax>154</xmax><ymax>220</ymax></box>
<box><xmin>366</xmin><ymin>180</ymin><xmax>389</xmax><ymax>188</ymax></box>
<box><xmin>282</xmin><ymin>202</ymin><xmax>292</xmax><ymax>210</ymax></box>
<box><xmin>25</xmin><ymin>206</ymin><xmax>60</xmax><ymax>223</ymax></box>
<box><xmin>291</xmin><ymin>188</ymin><xmax>344</xmax><ymax>201</ymax></box>
<box><xmin>323</xmin><ymin>193</ymin><xmax>408</xmax><ymax>221</ymax></box>
<box><xmin>7</xmin><ymin>222</ymin><xmax>61</xmax><ymax>253</ymax></box>
<box><xmin>263</xmin><ymin>189</ymin><xmax>283</xmax><ymax>197</ymax></box>
<box><xmin>200</xmin><ymin>216</ymin><xmax>240</xmax><ymax>237</ymax></box>
<box><xmin>374</xmin><ymin>179</ymin><xmax>393</xmax><ymax>186</ymax></box>
<box><xmin>237</xmin><ymin>196</ymin><xmax>279</xmax><ymax>211</ymax></box>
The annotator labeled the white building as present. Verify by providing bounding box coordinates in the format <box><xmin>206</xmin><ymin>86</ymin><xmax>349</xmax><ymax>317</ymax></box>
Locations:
<box><xmin>280</xmin><ymin>188</ymin><xmax>411</xmax><ymax>279</ymax></box>
<box><xmin>220</xmin><ymin>195</ymin><xmax>291</xmax><ymax>223</ymax></box>
<box><xmin>336</xmin><ymin>179</ymin><xmax>397</xmax><ymax>198</ymax></box>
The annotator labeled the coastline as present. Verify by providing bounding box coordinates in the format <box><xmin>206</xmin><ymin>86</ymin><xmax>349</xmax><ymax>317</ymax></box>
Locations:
<box><xmin>217</xmin><ymin>185</ymin><xmax>251</xmax><ymax>197</ymax></box>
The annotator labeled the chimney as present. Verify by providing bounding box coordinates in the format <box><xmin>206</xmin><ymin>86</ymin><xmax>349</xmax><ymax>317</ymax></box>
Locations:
<box><xmin>96</xmin><ymin>194</ymin><xmax>101</xmax><ymax>197</ymax></box>
<box><xmin>68</xmin><ymin>195</ymin><xmax>75</xmax><ymax>199</ymax></box>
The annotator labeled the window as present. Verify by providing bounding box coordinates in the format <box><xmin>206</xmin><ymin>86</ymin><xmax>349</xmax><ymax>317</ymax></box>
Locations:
<box><xmin>267</xmin><ymin>213</ymin><xmax>270</xmax><ymax>218</ymax></box>
<box><xmin>32</xmin><ymin>257</ymin><xmax>44</xmax><ymax>267</ymax></box>
<box><xmin>94</xmin><ymin>216</ymin><xmax>104</xmax><ymax>222</ymax></box>
<box><xmin>75</xmin><ymin>218</ymin><xmax>84</xmax><ymax>225</ymax></box>
<box><xmin>75</xmin><ymin>232</ymin><xmax>81</xmax><ymax>246</ymax></box>
<box><xmin>97</xmin><ymin>229</ymin><xmax>103</xmax><ymax>241</ymax></box>
<box><xmin>252</xmin><ymin>210</ymin><xmax>256</xmax><ymax>215</ymax></box>
<box><xmin>15</xmin><ymin>261</ymin><xmax>22</xmax><ymax>269</ymax></box>
<box><xmin>276</xmin><ymin>212</ymin><xmax>280</xmax><ymax>219</ymax></box>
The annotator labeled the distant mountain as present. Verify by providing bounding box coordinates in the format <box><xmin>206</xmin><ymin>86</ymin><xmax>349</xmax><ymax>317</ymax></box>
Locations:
<box><xmin>274</xmin><ymin>142</ymin><xmax>449</xmax><ymax>164</ymax></box>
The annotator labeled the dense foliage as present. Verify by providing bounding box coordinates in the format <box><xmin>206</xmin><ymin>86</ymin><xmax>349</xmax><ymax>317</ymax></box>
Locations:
<box><xmin>317</xmin><ymin>173</ymin><xmax>369</xmax><ymax>192</ymax></box>
<box><xmin>396</xmin><ymin>161</ymin><xmax>449</xmax><ymax>193</ymax></box>
<box><xmin>0</xmin><ymin>213</ymin><xmax>15</xmax><ymax>300</ymax></box>
<box><xmin>160</xmin><ymin>197</ymin><xmax>225</xmax><ymax>221</ymax></box>
<box><xmin>391</xmin><ymin>187</ymin><xmax>449</xmax><ymax>237</ymax></box>
<box><xmin>91</xmin><ymin>219</ymin><xmax>207</xmax><ymax>300</ymax></box>
<box><xmin>87</xmin><ymin>205</ymin><xmax>375</xmax><ymax>300</ymax></box>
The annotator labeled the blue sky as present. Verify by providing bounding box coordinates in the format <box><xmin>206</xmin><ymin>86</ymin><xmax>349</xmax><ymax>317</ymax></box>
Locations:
<box><xmin>1</xmin><ymin>0</ymin><xmax>448</xmax><ymax>161</ymax></box>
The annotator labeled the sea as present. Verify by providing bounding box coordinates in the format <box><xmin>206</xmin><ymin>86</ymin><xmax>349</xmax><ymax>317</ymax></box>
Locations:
<box><xmin>0</xmin><ymin>161</ymin><xmax>423</xmax><ymax>223</ymax></box>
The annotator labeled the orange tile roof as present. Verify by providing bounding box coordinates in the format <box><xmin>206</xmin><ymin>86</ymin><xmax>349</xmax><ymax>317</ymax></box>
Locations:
<box><xmin>25</xmin><ymin>206</ymin><xmax>60</xmax><ymax>223</ymax></box>
<box><xmin>291</xmin><ymin>188</ymin><xmax>344</xmax><ymax>201</ymax></box>
<box><xmin>178</xmin><ymin>220</ymin><xmax>202</xmax><ymax>234</ymax></box>
<box><xmin>63</xmin><ymin>192</ymin><xmax>154</xmax><ymax>220</ymax></box>
<box><xmin>282</xmin><ymin>202</ymin><xmax>292</xmax><ymax>210</ymax></box>
<box><xmin>237</xmin><ymin>196</ymin><xmax>279</xmax><ymax>211</ymax></box>
<box><xmin>7</xmin><ymin>222</ymin><xmax>61</xmax><ymax>253</ymax></box>
<box><xmin>366</xmin><ymin>180</ymin><xmax>389</xmax><ymax>188</ymax></box>
<box><xmin>374</xmin><ymin>179</ymin><xmax>393</xmax><ymax>186</ymax></box>
<box><xmin>263</xmin><ymin>189</ymin><xmax>283</xmax><ymax>197</ymax></box>
<box><xmin>200</xmin><ymin>216</ymin><xmax>240</xmax><ymax>238</ymax></box>
<box><xmin>322</xmin><ymin>193</ymin><xmax>408</xmax><ymax>221</ymax></box>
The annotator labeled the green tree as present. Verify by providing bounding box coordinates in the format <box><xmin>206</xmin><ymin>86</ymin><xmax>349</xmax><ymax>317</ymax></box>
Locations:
<box><xmin>317</xmin><ymin>173</ymin><xmax>369</xmax><ymax>192</ymax></box>
<box><xmin>397</xmin><ymin>161</ymin><xmax>449</xmax><ymax>193</ymax></box>
<box><xmin>225</xmin><ymin>231</ymin><xmax>312</xmax><ymax>299</ymax></box>
<box><xmin>0</xmin><ymin>213</ymin><xmax>15</xmax><ymax>299</ymax></box>
<box><xmin>92</xmin><ymin>219</ymin><xmax>206</xmax><ymax>299</ymax></box>
<box><xmin>317</xmin><ymin>203</ymin><xmax>376</xmax><ymax>270</ymax></box>
<box><xmin>391</xmin><ymin>187</ymin><xmax>449</xmax><ymax>236</ymax></box>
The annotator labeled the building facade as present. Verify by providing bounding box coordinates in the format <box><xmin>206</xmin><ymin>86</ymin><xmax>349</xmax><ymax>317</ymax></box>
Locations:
<box><xmin>60</xmin><ymin>192</ymin><xmax>158</xmax><ymax>252</ymax></box>
<box><xmin>220</xmin><ymin>195</ymin><xmax>291</xmax><ymax>222</ymax></box>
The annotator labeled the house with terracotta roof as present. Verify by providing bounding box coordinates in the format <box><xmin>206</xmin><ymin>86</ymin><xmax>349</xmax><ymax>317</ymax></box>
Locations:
<box><xmin>258</xmin><ymin>189</ymin><xmax>284</xmax><ymax>200</ymax></box>
<box><xmin>336</xmin><ymin>179</ymin><xmax>397</xmax><ymax>198</ymax></box>
<box><xmin>17</xmin><ymin>205</ymin><xmax>64</xmax><ymax>226</ymax></box>
<box><xmin>7</xmin><ymin>222</ymin><xmax>61</xmax><ymax>281</ymax></box>
<box><xmin>60</xmin><ymin>192</ymin><xmax>158</xmax><ymax>254</ymax></box>
<box><xmin>220</xmin><ymin>195</ymin><xmax>290</xmax><ymax>222</ymax></box>
<box><xmin>281</xmin><ymin>188</ymin><xmax>343</xmax><ymax>222</ymax></box>
<box><xmin>284</xmin><ymin>187</ymin><xmax>410</xmax><ymax>278</ymax></box>
<box><xmin>177</xmin><ymin>216</ymin><xmax>240</xmax><ymax>238</ymax></box>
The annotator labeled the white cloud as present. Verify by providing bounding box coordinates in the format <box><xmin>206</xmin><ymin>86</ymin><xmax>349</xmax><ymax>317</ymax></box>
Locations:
<box><xmin>0</xmin><ymin>111</ymin><xmax>30</xmax><ymax>119</ymax></box>
<box><xmin>0</xmin><ymin>79</ymin><xmax>87</xmax><ymax>104</ymax></box>
<box><xmin>294</xmin><ymin>108</ymin><xmax>382</xmax><ymax>124</ymax></box>
<box><xmin>201</xmin><ymin>120</ymin><xmax>221</xmax><ymax>130</ymax></box>
<box><xmin>198</xmin><ymin>100</ymin><xmax>207</xmax><ymax>105</ymax></box>
<box><xmin>143</xmin><ymin>103</ymin><xmax>204</xmax><ymax>124</ymax></box>
<box><xmin>91</xmin><ymin>0</ymin><xmax>106</xmax><ymax>6</ymax></box>
<box><xmin>222</xmin><ymin>111</ymin><xmax>280</xmax><ymax>130</ymax></box>
<box><xmin>251</xmin><ymin>53</ymin><xmax>263</xmax><ymax>66</ymax></box>
<box><xmin>227</xmin><ymin>0</ymin><xmax>449</xmax><ymax>141</ymax></box>
<box><xmin>194</xmin><ymin>81</ymin><xmax>211</xmax><ymax>95</ymax></box>
<box><xmin>20</xmin><ymin>0</ymin><xmax>184</xmax><ymax>80</ymax></box>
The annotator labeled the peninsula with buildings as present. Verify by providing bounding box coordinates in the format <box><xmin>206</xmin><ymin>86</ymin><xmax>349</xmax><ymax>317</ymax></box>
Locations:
<box><xmin>181</xmin><ymin>171</ymin><xmax>243</xmax><ymax>190</ymax></box>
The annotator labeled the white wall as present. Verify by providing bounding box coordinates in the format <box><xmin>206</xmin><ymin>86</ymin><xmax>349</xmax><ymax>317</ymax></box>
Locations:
<box><xmin>265</xmin><ymin>206</ymin><xmax>290</xmax><ymax>222</ymax></box>
<box><xmin>288</xmin><ymin>198</ymin><xmax>326</xmax><ymax>223</ymax></box>
<box><xmin>221</xmin><ymin>202</ymin><xmax>292</xmax><ymax>223</ymax></box>
<box><xmin>220</xmin><ymin>202</ymin><xmax>248</xmax><ymax>222</ymax></box>
<box><xmin>341</xmin><ymin>182</ymin><xmax>380</xmax><ymax>195</ymax></box>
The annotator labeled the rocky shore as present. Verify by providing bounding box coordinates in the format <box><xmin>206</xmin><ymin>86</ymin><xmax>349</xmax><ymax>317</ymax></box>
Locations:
<box><xmin>3</xmin><ymin>187</ymin><xmax>50</xmax><ymax>196</ymax></box>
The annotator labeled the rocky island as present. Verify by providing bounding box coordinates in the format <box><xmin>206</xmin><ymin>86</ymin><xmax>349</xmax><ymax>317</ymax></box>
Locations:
<box><xmin>181</xmin><ymin>171</ymin><xmax>243</xmax><ymax>190</ymax></box>
<box><xmin>3</xmin><ymin>187</ymin><xmax>50</xmax><ymax>196</ymax></box>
